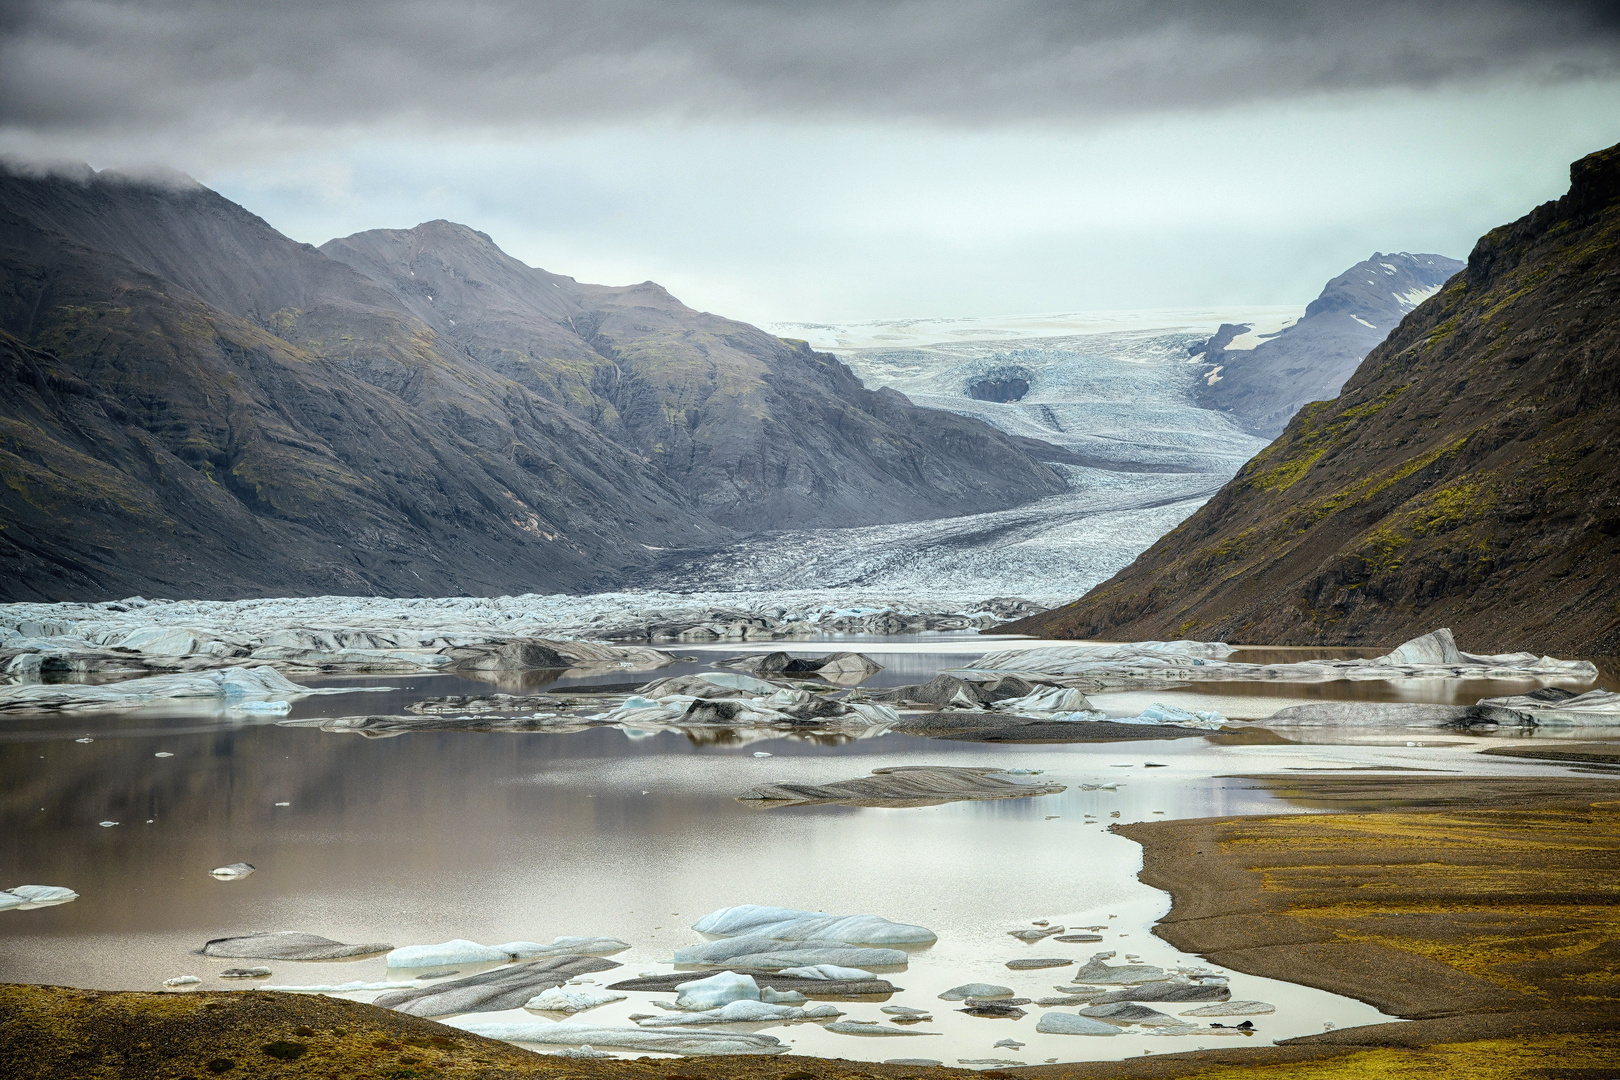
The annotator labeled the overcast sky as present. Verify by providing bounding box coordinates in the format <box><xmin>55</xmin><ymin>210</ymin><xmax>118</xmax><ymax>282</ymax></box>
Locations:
<box><xmin>3</xmin><ymin>1</ymin><xmax>1618</xmax><ymax>323</ymax></box>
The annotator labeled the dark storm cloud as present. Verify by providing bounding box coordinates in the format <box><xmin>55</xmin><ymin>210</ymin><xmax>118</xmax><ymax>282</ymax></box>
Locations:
<box><xmin>2</xmin><ymin>0</ymin><xmax>1618</xmax><ymax>136</ymax></box>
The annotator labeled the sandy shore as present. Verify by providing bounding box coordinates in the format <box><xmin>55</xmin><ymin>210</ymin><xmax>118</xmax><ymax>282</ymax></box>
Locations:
<box><xmin>5</xmin><ymin>775</ymin><xmax>1617</xmax><ymax>1079</ymax></box>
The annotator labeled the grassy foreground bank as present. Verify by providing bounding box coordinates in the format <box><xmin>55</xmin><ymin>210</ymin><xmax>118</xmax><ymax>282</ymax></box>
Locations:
<box><xmin>3</xmin><ymin>775</ymin><xmax>1616</xmax><ymax>1079</ymax></box>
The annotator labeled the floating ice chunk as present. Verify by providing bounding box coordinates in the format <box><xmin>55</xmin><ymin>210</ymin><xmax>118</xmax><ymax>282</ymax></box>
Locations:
<box><xmin>993</xmin><ymin>686</ymin><xmax>1095</xmax><ymax>713</ymax></box>
<box><xmin>99</xmin><ymin>821</ymin><xmax>118</xmax><ymax>827</ymax></box>
<box><xmin>993</xmin><ymin>1038</ymin><xmax>1024</xmax><ymax>1048</ymax></box>
<box><xmin>1080</xmin><ymin>1002</ymin><xmax>1186</xmax><ymax>1026</ymax></box>
<box><xmin>386</xmin><ymin>939</ymin><xmax>508</xmax><ymax>967</ymax></box>
<box><xmin>386</xmin><ymin>936</ymin><xmax>627</xmax><ymax>968</ymax></box>
<box><xmin>442</xmin><ymin>1020</ymin><xmax>789</xmax><ymax>1056</ymax></box>
<box><xmin>202</xmin><ymin>932</ymin><xmax>392</xmax><ymax>960</ymax></box>
<box><xmin>638</xmin><ymin>1000</ymin><xmax>841</xmax><ymax>1025</ymax></box>
<box><xmin>227</xmin><ymin>700</ymin><xmax>292</xmax><ymax>714</ymax></box>
<box><xmin>376</xmin><ymin>956</ymin><xmax>622</xmax><ymax>1016</ymax></box>
<box><xmin>1065</xmin><ymin>952</ymin><xmax>1167</xmax><ymax>985</ymax></box>
<box><xmin>777</xmin><ymin>964</ymin><xmax>875</xmax><ymax>980</ymax></box>
<box><xmin>154</xmin><ymin>752</ymin><xmax>173</xmax><ymax>757</ymax></box>
<box><xmin>1114</xmin><ymin>703</ymin><xmax>1225</xmax><ymax>729</ymax></box>
<box><xmin>1006</xmin><ymin>957</ymin><xmax>1071</xmax><ymax>970</ymax></box>
<box><xmin>882</xmin><ymin>1005</ymin><xmax>931</xmax><ymax>1016</ymax></box>
<box><xmin>218</xmin><ymin>967</ymin><xmax>272</xmax><ymax>978</ymax></box>
<box><xmin>1181</xmin><ymin>1000</ymin><xmax>1276</xmax><ymax>1016</ymax></box>
<box><xmin>939</xmin><ymin>984</ymin><xmax>1013</xmax><ymax>1000</ymax></box>
<box><xmin>753</xmin><ymin>751</ymin><xmax>772</xmax><ymax>757</ymax></box>
<box><xmin>526</xmin><ymin>987</ymin><xmax>627</xmax><ymax>1013</ymax></box>
<box><xmin>259</xmin><ymin>981</ymin><xmax>418</xmax><ymax>993</ymax></box>
<box><xmin>761</xmin><ymin>987</ymin><xmax>807</xmax><ymax>1003</ymax></box>
<box><xmin>1</xmin><ymin>885</ymin><xmax>79</xmax><ymax>909</ymax></box>
<box><xmin>163</xmin><ymin>975</ymin><xmax>201</xmax><ymax>987</ymax></box>
<box><xmin>0</xmin><ymin>665</ymin><xmax>388</xmax><ymax>712</ymax></box>
<box><xmin>673</xmin><ymin>971</ymin><xmax>759</xmax><ymax>1010</ymax></box>
<box><xmin>210</xmin><ymin>863</ymin><xmax>255</xmax><ymax>879</ymax></box>
<box><xmin>825</xmin><ymin>1020</ymin><xmax>937</xmax><ymax>1036</ymax></box>
<box><xmin>1473</xmin><ymin>689</ymin><xmax>1620</xmax><ymax>726</ymax></box>
<box><xmin>695</xmin><ymin>672</ymin><xmax>782</xmax><ymax>694</ymax></box>
<box><xmin>691</xmin><ymin>904</ymin><xmax>936</xmax><ymax>944</ymax></box>
<box><xmin>1091</xmin><ymin>979</ymin><xmax>1229</xmax><ymax>1003</ymax></box>
<box><xmin>672</xmin><ymin>936</ymin><xmax>908</xmax><ymax>969</ymax></box>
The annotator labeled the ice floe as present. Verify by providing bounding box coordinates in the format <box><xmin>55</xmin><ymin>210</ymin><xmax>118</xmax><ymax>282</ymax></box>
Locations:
<box><xmin>672</xmin><ymin>971</ymin><xmax>762</xmax><ymax>1010</ymax></box>
<box><xmin>209</xmin><ymin>863</ymin><xmax>255</xmax><ymax>879</ymax></box>
<box><xmin>386</xmin><ymin>936</ymin><xmax>629</xmax><ymax>967</ymax></box>
<box><xmin>258</xmin><ymin>981</ymin><xmax>417</xmax><ymax>993</ymax></box>
<box><xmin>375</xmin><ymin>956</ymin><xmax>622</xmax><ymax>1016</ymax></box>
<box><xmin>0</xmin><ymin>885</ymin><xmax>78</xmax><ymax>910</ymax></box>
<box><xmin>939</xmin><ymin>984</ymin><xmax>1014</xmax><ymax>1000</ymax></box>
<box><xmin>1035</xmin><ymin>1013</ymin><xmax>1120</xmax><ymax>1036</ymax></box>
<box><xmin>1180</xmin><ymin>1000</ymin><xmax>1276</xmax><ymax>1016</ymax></box>
<box><xmin>637</xmin><ymin>1000</ymin><xmax>843</xmax><ymax>1026</ymax></box>
<box><xmin>1469</xmin><ymin>689</ymin><xmax>1620</xmax><ymax>726</ymax></box>
<box><xmin>739</xmin><ymin>766</ymin><xmax>1065</xmax><ymax>807</ymax></box>
<box><xmin>962</xmin><ymin>630</ymin><xmax>1597</xmax><ymax>685</ymax></box>
<box><xmin>201</xmin><ymin>932</ymin><xmax>393</xmax><ymax>960</ymax></box>
<box><xmin>0</xmin><ymin>666</ymin><xmax>387</xmax><ymax>712</ymax></box>
<box><xmin>525</xmin><ymin>987</ymin><xmax>628</xmax><ymax>1013</ymax></box>
<box><xmin>1089</xmin><ymin>979</ymin><xmax>1230</xmax><ymax>1003</ymax></box>
<box><xmin>778</xmin><ymin>964</ymin><xmax>876</xmax><ymax>980</ymax></box>
<box><xmin>672</xmin><ymin>936</ymin><xmax>909</xmax><ymax>969</ymax></box>
<box><xmin>1068</xmin><ymin>952</ymin><xmax>1167</xmax><ymax>985</ymax></box>
<box><xmin>443</xmin><ymin>1020</ymin><xmax>790</xmax><ymax>1055</ymax></box>
<box><xmin>691</xmin><ymin>904</ymin><xmax>937</xmax><ymax>945</ymax></box>
<box><xmin>824</xmin><ymin>1021</ymin><xmax>937</xmax><ymax>1036</ymax></box>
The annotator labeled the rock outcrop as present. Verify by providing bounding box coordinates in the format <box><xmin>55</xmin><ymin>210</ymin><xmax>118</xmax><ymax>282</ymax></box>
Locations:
<box><xmin>1009</xmin><ymin>143</ymin><xmax>1620</xmax><ymax>655</ymax></box>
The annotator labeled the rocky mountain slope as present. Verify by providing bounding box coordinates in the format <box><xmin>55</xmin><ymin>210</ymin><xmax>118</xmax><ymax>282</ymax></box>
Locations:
<box><xmin>1194</xmin><ymin>251</ymin><xmax>1463</xmax><ymax>436</ymax></box>
<box><xmin>1007</xmin><ymin>143</ymin><xmax>1620</xmax><ymax>655</ymax></box>
<box><xmin>0</xmin><ymin>167</ymin><xmax>1065</xmax><ymax>601</ymax></box>
<box><xmin>321</xmin><ymin>221</ymin><xmax>1063</xmax><ymax>527</ymax></box>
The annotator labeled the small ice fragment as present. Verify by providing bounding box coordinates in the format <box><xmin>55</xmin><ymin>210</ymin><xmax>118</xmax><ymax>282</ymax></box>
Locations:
<box><xmin>753</xmin><ymin>752</ymin><xmax>772</xmax><ymax>757</ymax></box>
<box><xmin>882</xmin><ymin>1005</ymin><xmax>931</xmax><ymax>1016</ymax></box>
<box><xmin>155</xmin><ymin>752</ymin><xmax>174</xmax><ymax>758</ymax></box>
<box><xmin>210</xmin><ymin>863</ymin><xmax>255</xmax><ymax>879</ymax></box>
<box><xmin>219</xmin><ymin>967</ymin><xmax>272</xmax><ymax>978</ymax></box>
<box><xmin>993</xmin><ymin>1038</ymin><xmax>1024</xmax><ymax>1049</ymax></box>
<box><xmin>274</xmin><ymin>802</ymin><xmax>290</xmax><ymax>807</ymax></box>
<box><xmin>99</xmin><ymin>821</ymin><xmax>118</xmax><ymax>827</ymax></box>
<box><xmin>75</xmin><ymin>738</ymin><xmax>93</xmax><ymax>743</ymax></box>
<box><xmin>939</xmin><ymin>983</ymin><xmax>1013</xmax><ymax>1000</ymax></box>
<box><xmin>163</xmin><ymin>975</ymin><xmax>201</xmax><ymax>987</ymax></box>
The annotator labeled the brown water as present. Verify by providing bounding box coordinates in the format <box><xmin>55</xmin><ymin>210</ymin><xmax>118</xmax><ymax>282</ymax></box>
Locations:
<box><xmin>2</xmin><ymin>639</ymin><xmax>1610</xmax><ymax>1066</ymax></box>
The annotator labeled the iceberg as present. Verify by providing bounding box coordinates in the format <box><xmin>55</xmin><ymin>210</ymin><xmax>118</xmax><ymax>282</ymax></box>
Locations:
<box><xmin>441</xmin><ymin>1020</ymin><xmax>790</xmax><ymax>1055</ymax></box>
<box><xmin>691</xmin><ymin>904</ymin><xmax>937</xmax><ymax>944</ymax></box>
<box><xmin>201</xmin><ymin>932</ymin><xmax>392</xmax><ymax>960</ymax></box>
<box><xmin>0</xmin><ymin>885</ymin><xmax>78</xmax><ymax>909</ymax></box>
<box><xmin>375</xmin><ymin>956</ymin><xmax>622</xmax><ymax>1016</ymax></box>
<box><xmin>776</xmin><ymin>964</ymin><xmax>874</xmax><ymax>980</ymax></box>
<box><xmin>637</xmin><ymin>1000</ymin><xmax>842</xmax><ymax>1026</ymax></box>
<box><xmin>0</xmin><ymin>666</ymin><xmax>387</xmax><ymax>712</ymax></box>
<box><xmin>525</xmin><ymin>987</ymin><xmax>627</xmax><ymax>1013</ymax></box>
<box><xmin>672</xmin><ymin>971</ymin><xmax>760</xmax><ymax>1010</ymax></box>
<box><xmin>386</xmin><ymin>936</ymin><xmax>629</xmax><ymax>967</ymax></box>
<box><xmin>672</xmin><ymin>936</ymin><xmax>909</xmax><ymax>969</ymax></box>
<box><xmin>1035</xmin><ymin>1013</ymin><xmax>1120</xmax><ymax>1036</ymax></box>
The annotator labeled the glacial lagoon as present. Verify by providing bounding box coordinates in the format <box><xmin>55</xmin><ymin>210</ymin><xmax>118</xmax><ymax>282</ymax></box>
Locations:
<box><xmin>2</xmin><ymin>635</ymin><xmax>1614</xmax><ymax>1066</ymax></box>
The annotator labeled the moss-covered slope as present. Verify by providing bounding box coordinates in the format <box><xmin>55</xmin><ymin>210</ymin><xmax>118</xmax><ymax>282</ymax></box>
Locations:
<box><xmin>1009</xmin><ymin>143</ymin><xmax>1620</xmax><ymax>655</ymax></box>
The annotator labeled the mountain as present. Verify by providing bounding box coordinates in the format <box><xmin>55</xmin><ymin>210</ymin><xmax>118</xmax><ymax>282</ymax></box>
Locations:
<box><xmin>319</xmin><ymin>221</ymin><xmax>1064</xmax><ymax>528</ymax></box>
<box><xmin>0</xmin><ymin>167</ymin><xmax>1065</xmax><ymax>601</ymax></box>
<box><xmin>1194</xmin><ymin>251</ymin><xmax>1463</xmax><ymax>436</ymax></box>
<box><xmin>1006</xmin><ymin>142</ymin><xmax>1620</xmax><ymax>655</ymax></box>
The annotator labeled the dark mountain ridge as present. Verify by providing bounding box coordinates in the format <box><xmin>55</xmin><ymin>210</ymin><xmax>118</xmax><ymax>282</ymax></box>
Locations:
<box><xmin>1009</xmin><ymin>143</ymin><xmax>1620</xmax><ymax>655</ymax></box>
<box><xmin>1196</xmin><ymin>251</ymin><xmax>1463</xmax><ymax>437</ymax></box>
<box><xmin>0</xmin><ymin>166</ymin><xmax>1065</xmax><ymax>600</ymax></box>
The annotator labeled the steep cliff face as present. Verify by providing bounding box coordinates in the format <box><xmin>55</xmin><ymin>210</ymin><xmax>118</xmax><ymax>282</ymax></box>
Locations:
<box><xmin>1196</xmin><ymin>251</ymin><xmax>1463</xmax><ymax>437</ymax></box>
<box><xmin>1008</xmin><ymin>143</ymin><xmax>1620</xmax><ymax>655</ymax></box>
<box><xmin>0</xmin><ymin>167</ymin><xmax>1066</xmax><ymax>600</ymax></box>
